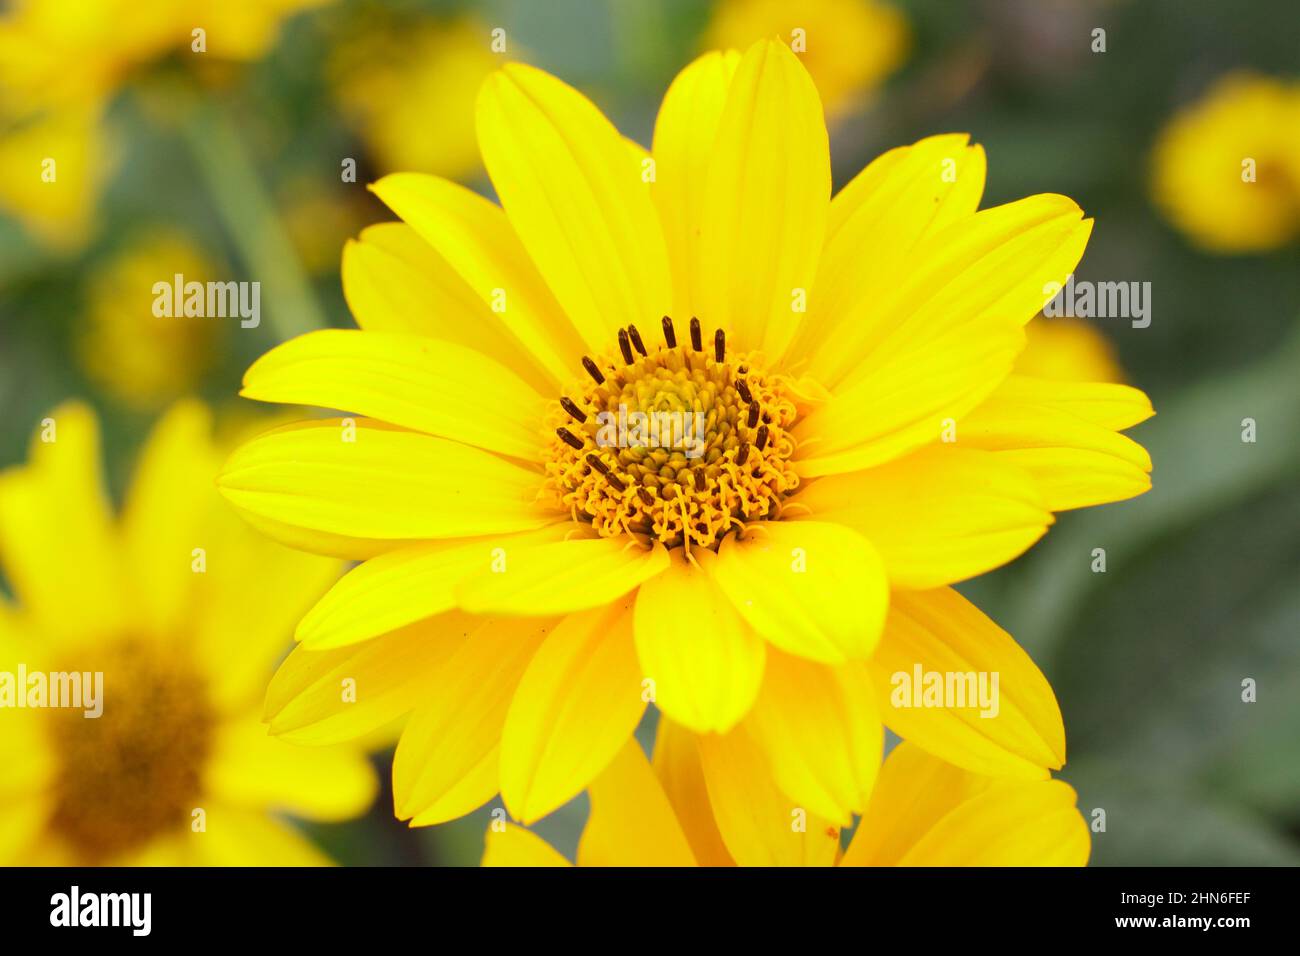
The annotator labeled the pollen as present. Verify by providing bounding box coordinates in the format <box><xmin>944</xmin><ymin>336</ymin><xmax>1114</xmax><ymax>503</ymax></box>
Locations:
<box><xmin>542</xmin><ymin>316</ymin><xmax>801</xmax><ymax>549</ymax></box>
<box><xmin>45</xmin><ymin>643</ymin><xmax>215</xmax><ymax>862</ymax></box>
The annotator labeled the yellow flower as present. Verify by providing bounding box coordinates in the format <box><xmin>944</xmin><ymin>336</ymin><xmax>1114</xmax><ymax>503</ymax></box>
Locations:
<box><xmin>1016</xmin><ymin>316</ymin><xmax>1123</xmax><ymax>384</ymax></box>
<box><xmin>703</xmin><ymin>0</ymin><xmax>908</xmax><ymax>117</ymax></box>
<box><xmin>484</xmin><ymin>733</ymin><xmax>1089</xmax><ymax>867</ymax></box>
<box><xmin>330</xmin><ymin>16</ymin><xmax>502</xmax><ymax>181</ymax></box>
<box><xmin>76</xmin><ymin>230</ymin><xmax>226</xmax><ymax>409</ymax></box>
<box><xmin>0</xmin><ymin>401</ymin><xmax>375</xmax><ymax>865</ymax></box>
<box><xmin>1151</xmin><ymin>72</ymin><xmax>1300</xmax><ymax>253</ymax></box>
<box><xmin>220</xmin><ymin>41</ymin><xmax>1152</xmax><ymax>839</ymax></box>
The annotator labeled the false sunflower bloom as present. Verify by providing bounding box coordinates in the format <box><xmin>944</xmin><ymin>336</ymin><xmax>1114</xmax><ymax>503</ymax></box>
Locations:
<box><xmin>484</xmin><ymin>731</ymin><xmax>1090</xmax><ymax>867</ymax></box>
<box><xmin>0</xmin><ymin>402</ymin><xmax>375</xmax><ymax>865</ymax></box>
<box><xmin>220</xmin><ymin>41</ymin><xmax>1152</xmax><ymax>838</ymax></box>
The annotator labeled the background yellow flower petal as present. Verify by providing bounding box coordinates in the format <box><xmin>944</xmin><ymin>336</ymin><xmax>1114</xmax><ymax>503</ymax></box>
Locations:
<box><xmin>695</xmin><ymin>39</ymin><xmax>829</xmax><ymax>359</ymax></box>
<box><xmin>577</xmin><ymin>740</ymin><xmax>697</xmax><ymax>866</ymax></box>
<box><xmin>481</xmin><ymin>822</ymin><xmax>571</xmax><ymax>867</ymax></box>
<box><xmin>499</xmin><ymin>601</ymin><xmax>645</xmax><ymax>824</ymax></box>
<box><xmin>633</xmin><ymin>547</ymin><xmax>766</xmax><ymax>734</ymax></box>
<box><xmin>710</xmin><ymin>521</ymin><xmax>887</xmax><ymax>663</ymax></box>
<box><xmin>240</xmin><ymin>329</ymin><xmax>548</xmax><ymax>461</ymax></box>
<box><xmin>476</xmin><ymin>62</ymin><xmax>672</xmax><ymax>352</ymax></box>
<box><xmin>869</xmin><ymin>588</ymin><xmax>1066</xmax><ymax>778</ymax></box>
<box><xmin>651</xmin><ymin>719</ymin><xmax>735</xmax><ymax>866</ymax></box>
<box><xmin>186</xmin><ymin>805</ymin><xmax>335</xmax><ymax>867</ymax></box>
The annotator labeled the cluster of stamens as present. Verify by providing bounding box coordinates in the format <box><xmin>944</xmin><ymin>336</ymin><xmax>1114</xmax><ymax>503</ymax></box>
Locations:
<box><xmin>542</xmin><ymin>316</ymin><xmax>800</xmax><ymax>550</ymax></box>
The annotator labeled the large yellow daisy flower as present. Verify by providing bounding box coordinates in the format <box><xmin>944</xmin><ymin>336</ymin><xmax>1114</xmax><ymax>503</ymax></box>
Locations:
<box><xmin>0</xmin><ymin>402</ymin><xmax>376</xmax><ymax>865</ymax></box>
<box><xmin>484</xmin><ymin>730</ymin><xmax>1089</xmax><ymax>867</ymax></box>
<box><xmin>220</xmin><ymin>40</ymin><xmax>1152</xmax><ymax>836</ymax></box>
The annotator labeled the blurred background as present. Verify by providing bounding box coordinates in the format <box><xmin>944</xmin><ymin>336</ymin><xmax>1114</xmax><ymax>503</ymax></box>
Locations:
<box><xmin>0</xmin><ymin>0</ymin><xmax>1297</xmax><ymax>865</ymax></box>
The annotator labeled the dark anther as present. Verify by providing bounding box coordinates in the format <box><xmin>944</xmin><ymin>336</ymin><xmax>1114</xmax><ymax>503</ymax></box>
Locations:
<box><xmin>661</xmin><ymin>315</ymin><xmax>677</xmax><ymax>348</ymax></box>
<box><xmin>694</xmin><ymin>468</ymin><xmax>706</xmax><ymax>491</ymax></box>
<box><xmin>628</xmin><ymin>324</ymin><xmax>648</xmax><ymax>357</ymax></box>
<box><xmin>638</xmin><ymin>488</ymin><xmax>654</xmax><ymax>506</ymax></box>
<box><xmin>606</xmin><ymin>473</ymin><xmax>628</xmax><ymax>493</ymax></box>
<box><xmin>747</xmin><ymin>402</ymin><xmax>760</xmax><ymax>428</ymax></box>
<box><xmin>557</xmin><ymin>427</ymin><xmax>584</xmax><ymax>450</ymax></box>
<box><xmin>560</xmin><ymin>397</ymin><xmax>587</xmax><ymax>423</ymax></box>
<box><xmin>736</xmin><ymin>379</ymin><xmax>753</xmax><ymax>404</ymax></box>
<box><xmin>585</xmin><ymin>454</ymin><xmax>610</xmax><ymax>475</ymax></box>
<box><xmin>689</xmin><ymin>316</ymin><xmax>703</xmax><ymax>352</ymax></box>
<box><xmin>582</xmin><ymin>356</ymin><xmax>605</xmax><ymax>384</ymax></box>
<box><xmin>755</xmin><ymin>424</ymin><xmax>769</xmax><ymax>451</ymax></box>
<box><xmin>617</xmin><ymin>329</ymin><xmax>634</xmax><ymax>365</ymax></box>
<box><xmin>736</xmin><ymin>442</ymin><xmax>750</xmax><ymax>465</ymax></box>
<box><xmin>714</xmin><ymin>329</ymin><xmax>725</xmax><ymax>362</ymax></box>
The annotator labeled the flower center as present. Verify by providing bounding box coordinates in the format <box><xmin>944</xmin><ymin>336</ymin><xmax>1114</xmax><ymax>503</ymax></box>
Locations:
<box><xmin>542</xmin><ymin>316</ymin><xmax>801</xmax><ymax>549</ymax></box>
<box><xmin>46</xmin><ymin>643</ymin><xmax>215</xmax><ymax>862</ymax></box>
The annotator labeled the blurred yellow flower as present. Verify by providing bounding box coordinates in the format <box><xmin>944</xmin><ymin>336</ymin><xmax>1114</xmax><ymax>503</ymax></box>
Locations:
<box><xmin>219</xmin><ymin>39</ymin><xmax>1153</xmax><ymax>854</ymax></box>
<box><xmin>1151</xmin><ymin>72</ymin><xmax>1300</xmax><ymax>253</ymax></box>
<box><xmin>1017</xmin><ymin>316</ymin><xmax>1123</xmax><ymax>384</ymax></box>
<box><xmin>703</xmin><ymin>0</ymin><xmax>908</xmax><ymax>117</ymax></box>
<box><xmin>77</xmin><ymin>230</ymin><xmax>226</xmax><ymax>410</ymax></box>
<box><xmin>484</xmin><ymin>734</ymin><xmax>1089</xmax><ymax>867</ymax></box>
<box><xmin>330</xmin><ymin>16</ymin><xmax>502</xmax><ymax>180</ymax></box>
<box><xmin>0</xmin><ymin>401</ymin><xmax>375</xmax><ymax>865</ymax></box>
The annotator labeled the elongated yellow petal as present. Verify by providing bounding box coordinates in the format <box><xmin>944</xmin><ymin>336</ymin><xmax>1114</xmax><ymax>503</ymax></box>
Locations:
<box><xmin>240</xmin><ymin>329</ymin><xmax>547</xmax><ymax>461</ymax></box>
<box><xmin>499</xmin><ymin>601</ymin><xmax>646</xmax><ymax>823</ymax></box>
<box><xmin>991</xmin><ymin>374</ymin><xmax>1154</xmax><ymax>431</ymax></box>
<box><xmin>743</xmin><ymin>652</ymin><xmax>882</xmax><ymax>825</ymax></box>
<box><xmin>203</xmin><ymin>716</ymin><xmax>378</xmax><ymax>822</ymax></box>
<box><xmin>0</xmin><ymin>402</ymin><xmax>125</xmax><ymax>646</ymax></box>
<box><xmin>651</xmin><ymin>49</ymin><xmax>741</xmax><ymax>319</ymax></box>
<box><xmin>482</xmin><ymin>823</ymin><xmax>572</xmax><ymax>867</ymax></box>
<box><xmin>959</xmin><ymin>387</ymin><xmax>1154</xmax><ymax>510</ymax></box>
<box><xmin>392</xmin><ymin>617</ymin><xmax>552</xmax><ymax>826</ymax></box>
<box><xmin>710</xmin><ymin>521</ymin><xmax>887</xmax><ymax>664</ymax></box>
<box><xmin>793</xmin><ymin>446</ymin><xmax>1053</xmax><ymax>588</ymax></box>
<box><xmin>697</xmin><ymin>726</ymin><xmax>841</xmax><ymax>867</ymax></box>
<box><xmin>296</xmin><ymin>524</ymin><xmax>569</xmax><ymax>650</ymax></box>
<box><xmin>652</xmin><ymin>719</ymin><xmax>735</xmax><ymax>866</ymax></box>
<box><xmin>456</xmin><ymin>536</ymin><xmax>669</xmax><ymax>617</ymax></box>
<box><xmin>188</xmin><ymin>805</ymin><xmax>335</xmax><ymax>867</ymax></box>
<box><xmin>218</xmin><ymin>419</ymin><xmax>553</xmax><ymax>542</ymax></box>
<box><xmin>633</xmin><ymin>547</ymin><xmax>765</xmax><ymax>734</ymax></box>
<box><xmin>793</xmin><ymin>135</ymin><xmax>986</xmax><ymax>381</ymax></box>
<box><xmin>476</xmin><ymin>62</ymin><xmax>671</xmax><ymax>351</ymax></box>
<box><xmin>263</xmin><ymin>613</ymin><xmax>475</xmax><ymax>744</ymax></box>
<box><xmin>369</xmin><ymin>173</ymin><xmax>581</xmax><ymax>385</ymax></box>
<box><xmin>696</xmin><ymin>39</ymin><xmax>829</xmax><ymax>359</ymax></box>
<box><xmin>869</xmin><ymin>588</ymin><xmax>1065</xmax><ymax>778</ymax></box>
<box><xmin>341</xmin><ymin>223</ymin><xmax>558</xmax><ymax>394</ymax></box>
<box><xmin>577</xmin><ymin>740</ymin><xmax>697</xmax><ymax>866</ymax></box>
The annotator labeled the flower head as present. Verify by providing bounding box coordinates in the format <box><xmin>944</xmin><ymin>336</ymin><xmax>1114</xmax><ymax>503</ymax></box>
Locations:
<box><xmin>221</xmin><ymin>40</ymin><xmax>1152</xmax><ymax>836</ymax></box>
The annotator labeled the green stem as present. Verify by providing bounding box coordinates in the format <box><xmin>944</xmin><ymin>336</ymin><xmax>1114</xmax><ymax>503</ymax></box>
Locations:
<box><xmin>179</xmin><ymin>97</ymin><xmax>326</xmax><ymax>340</ymax></box>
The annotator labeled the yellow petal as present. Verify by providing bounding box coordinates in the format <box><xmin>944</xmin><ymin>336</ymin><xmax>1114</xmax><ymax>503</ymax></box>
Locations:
<box><xmin>263</xmin><ymin>613</ymin><xmax>474</xmax><ymax>744</ymax></box>
<box><xmin>240</xmin><ymin>329</ymin><xmax>547</xmax><ymax>461</ymax></box>
<box><xmin>869</xmin><ymin>588</ymin><xmax>1065</xmax><ymax>779</ymax></box>
<box><xmin>651</xmin><ymin>49</ymin><xmax>741</xmax><ymax>319</ymax></box>
<box><xmin>188</xmin><ymin>805</ymin><xmax>335</xmax><ymax>866</ymax></box>
<box><xmin>218</xmin><ymin>418</ymin><xmax>553</xmax><ymax>543</ymax></box>
<box><xmin>296</xmin><ymin>524</ymin><xmax>568</xmax><ymax>650</ymax></box>
<box><xmin>696</xmin><ymin>39</ymin><xmax>829</xmax><ymax>359</ymax></box>
<box><xmin>651</xmin><ymin>719</ymin><xmax>735</xmax><ymax>866</ymax></box>
<box><xmin>792</xmin><ymin>446</ymin><xmax>1053</xmax><ymax>588</ymax></box>
<box><xmin>0</xmin><ymin>402</ymin><xmax>125</xmax><ymax>645</ymax></box>
<box><xmin>482</xmin><ymin>823</ymin><xmax>572</xmax><ymax>867</ymax></box>
<box><xmin>959</xmin><ymin>391</ymin><xmax>1153</xmax><ymax>510</ymax></box>
<box><xmin>369</xmin><ymin>173</ymin><xmax>581</xmax><ymax>385</ymax></box>
<box><xmin>633</xmin><ymin>547</ymin><xmax>766</xmax><ymax>734</ymax></box>
<box><xmin>696</xmin><ymin>726</ymin><xmax>841</xmax><ymax>867</ymax></box>
<box><xmin>499</xmin><ymin>600</ymin><xmax>646</xmax><ymax>823</ymax></box>
<box><xmin>393</xmin><ymin>616</ymin><xmax>553</xmax><ymax>826</ymax></box>
<box><xmin>991</xmin><ymin>374</ymin><xmax>1154</xmax><ymax>431</ymax></box>
<box><xmin>577</xmin><ymin>740</ymin><xmax>697</xmax><ymax>866</ymax></box>
<box><xmin>456</xmin><ymin>535</ymin><xmax>669</xmax><ymax>617</ymax></box>
<box><xmin>710</xmin><ymin>521</ymin><xmax>887</xmax><ymax>664</ymax></box>
<box><xmin>203</xmin><ymin>716</ymin><xmax>378</xmax><ymax>822</ymax></box>
<box><xmin>743</xmin><ymin>651</ymin><xmax>882</xmax><ymax>825</ymax></box>
<box><xmin>476</xmin><ymin>62</ymin><xmax>672</xmax><ymax>351</ymax></box>
<box><xmin>341</xmin><ymin>222</ymin><xmax>558</xmax><ymax>394</ymax></box>
<box><xmin>793</xmin><ymin>135</ymin><xmax>986</xmax><ymax>382</ymax></box>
